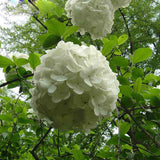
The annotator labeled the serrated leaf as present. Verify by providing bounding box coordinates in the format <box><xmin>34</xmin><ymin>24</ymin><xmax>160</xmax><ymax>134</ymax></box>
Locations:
<box><xmin>28</xmin><ymin>53</ymin><xmax>41</xmax><ymax>70</ymax></box>
<box><xmin>118</xmin><ymin>34</ymin><xmax>128</xmax><ymax>45</ymax></box>
<box><xmin>132</xmin><ymin>48</ymin><xmax>152</xmax><ymax>64</ymax></box>
<box><xmin>0</xmin><ymin>55</ymin><xmax>14</xmax><ymax>68</ymax></box>
<box><xmin>134</xmin><ymin>77</ymin><xmax>142</xmax><ymax>93</ymax></box>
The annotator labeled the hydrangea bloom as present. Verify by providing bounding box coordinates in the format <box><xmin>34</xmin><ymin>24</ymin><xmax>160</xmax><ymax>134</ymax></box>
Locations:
<box><xmin>65</xmin><ymin>0</ymin><xmax>131</xmax><ymax>39</ymax></box>
<box><xmin>30</xmin><ymin>41</ymin><xmax>119</xmax><ymax>133</ymax></box>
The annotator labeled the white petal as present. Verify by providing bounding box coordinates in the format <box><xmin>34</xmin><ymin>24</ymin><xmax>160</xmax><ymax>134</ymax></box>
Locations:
<box><xmin>52</xmin><ymin>96</ymin><xmax>61</xmax><ymax>103</ymax></box>
<box><xmin>94</xmin><ymin>107</ymin><xmax>100</xmax><ymax>116</ymax></box>
<box><xmin>50</xmin><ymin>74</ymin><xmax>67</xmax><ymax>81</ymax></box>
<box><xmin>40</xmin><ymin>80</ymin><xmax>51</xmax><ymax>89</ymax></box>
<box><xmin>73</xmin><ymin>89</ymin><xmax>84</xmax><ymax>95</ymax></box>
<box><xmin>48</xmin><ymin>85</ymin><xmax>57</xmax><ymax>94</ymax></box>
<box><xmin>84</xmin><ymin>78</ymin><xmax>92</xmax><ymax>87</ymax></box>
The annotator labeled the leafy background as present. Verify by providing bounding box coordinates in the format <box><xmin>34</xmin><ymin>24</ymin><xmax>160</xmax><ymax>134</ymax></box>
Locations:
<box><xmin>0</xmin><ymin>0</ymin><xmax>160</xmax><ymax>159</ymax></box>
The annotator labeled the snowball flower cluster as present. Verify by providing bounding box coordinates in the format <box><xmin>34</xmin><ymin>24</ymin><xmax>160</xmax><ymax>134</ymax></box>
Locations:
<box><xmin>65</xmin><ymin>0</ymin><xmax>131</xmax><ymax>39</ymax></box>
<box><xmin>30</xmin><ymin>41</ymin><xmax>119</xmax><ymax>133</ymax></box>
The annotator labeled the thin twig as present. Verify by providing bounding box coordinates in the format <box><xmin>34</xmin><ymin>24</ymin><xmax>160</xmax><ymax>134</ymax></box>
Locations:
<box><xmin>57</xmin><ymin>129</ymin><xmax>61</xmax><ymax>157</ymax></box>
<box><xmin>30</xmin><ymin>127</ymin><xmax>52</xmax><ymax>160</ymax></box>
<box><xmin>33</xmin><ymin>15</ymin><xmax>48</xmax><ymax>30</ymax></box>
<box><xmin>0</xmin><ymin>73</ymin><xmax>33</xmax><ymax>88</ymax></box>
<box><xmin>116</xmin><ymin>107</ymin><xmax>121</xmax><ymax>160</ymax></box>
<box><xmin>28</xmin><ymin>0</ymin><xmax>39</xmax><ymax>11</ymax></box>
<box><xmin>119</xmin><ymin>9</ymin><xmax>133</xmax><ymax>55</ymax></box>
<box><xmin>128</xmin><ymin>112</ymin><xmax>160</xmax><ymax>148</ymax></box>
<box><xmin>121</xmin><ymin>138</ymin><xmax>160</xmax><ymax>157</ymax></box>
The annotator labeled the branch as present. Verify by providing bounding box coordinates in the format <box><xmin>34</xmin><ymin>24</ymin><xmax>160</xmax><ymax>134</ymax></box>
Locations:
<box><xmin>33</xmin><ymin>15</ymin><xmax>48</xmax><ymax>30</ymax></box>
<box><xmin>57</xmin><ymin>129</ymin><xmax>61</xmax><ymax>157</ymax></box>
<box><xmin>119</xmin><ymin>9</ymin><xmax>133</xmax><ymax>55</ymax></box>
<box><xmin>30</xmin><ymin>127</ymin><xmax>52</xmax><ymax>160</ymax></box>
<box><xmin>121</xmin><ymin>138</ymin><xmax>160</xmax><ymax>157</ymax></box>
<box><xmin>0</xmin><ymin>73</ymin><xmax>33</xmax><ymax>88</ymax></box>
<box><xmin>116</xmin><ymin>107</ymin><xmax>121</xmax><ymax>160</ymax></box>
<box><xmin>28</xmin><ymin>0</ymin><xmax>48</xmax><ymax>30</ymax></box>
<box><xmin>28</xmin><ymin>0</ymin><xmax>39</xmax><ymax>11</ymax></box>
<box><xmin>128</xmin><ymin>112</ymin><xmax>160</xmax><ymax>148</ymax></box>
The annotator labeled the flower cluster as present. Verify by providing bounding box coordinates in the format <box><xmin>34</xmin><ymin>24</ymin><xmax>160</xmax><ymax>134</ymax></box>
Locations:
<box><xmin>65</xmin><ymin>0</ymin><xmax>131</xmax><ymax>39</ymax></box>
<box><xmin>30</xmin><ymin>41</ymin><xmax>119</xmax><ymax>133</ymax></box>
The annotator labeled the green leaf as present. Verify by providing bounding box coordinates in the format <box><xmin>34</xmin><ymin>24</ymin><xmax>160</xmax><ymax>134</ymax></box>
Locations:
<box><xmin>36</xmin><ymin>0</ymin><xmax>56</xmax><ymax>16</ymax></box>
<box><xmin>134</xmin><ymin>78</ymin><xmax>142</xmax><ymax>93</ymax></box>
<box><xmin>28</xmin><ymin>53</ymin><xmax>41</xmax><ymax>70</ymax></box>
<box><xmin>63</xmin><ymin>26</ymin><xmax>78</xmax><ymax>40</ymax></box>
<box><xmin>97</xmin><ymin>146</ymin><xmax>113</xmax><ymax>158</ymax></box>
<box><xmin>45</xmin><ymin>19</ymin><xmax>66</xmax><ymax>36</ymax></box>
<box><xmin>0</xmin><ymin>114</ymin><xmax>12</xmax><ymax>121</ymax></box>
<box><xmin>131</xmin><ymin>67</ymin><xmax>144</xmax><ymax>80</ymax></box>
<box><xmin>42</xmin><ymin>34</ymin><xmax>61</xmax><ymax>49</ymax></box>
<box><xmin>121</xmin><ymin>96</ymin><xmax>134</xmax><ymax>108</ymax></box>
<box><xmin>72</xmin><ymin>145</ymin><xmax>85</xmax><ymax>160</ymax></box>
<box><xmin>118</xmin><ymin>34</ymin><xmax>128</xmax><ymax>45</ymax></box>
<box><xmin>102</xmin><ymin>36</ymin><xmax>118</xmax><ymax>56</ymax></box>
<box><xmin>137</xmin><ymin>144</ymin><xmax>151</xmax><ymax>156</ymax></box>
<box><xmin>110</xmin><ymin>56</ymin><xmax>129</xmax><ymax>67</ymax></box>
<box><xmin>8</xmin><ymin>127</ymin><xmax>12</xmax><ymax>132</ymax></box>
<box><xmin>143</xmin><ymin>74</ymin><xmax>160</xmax><ymax>84</ymax></box>
<box><xmin>120</xmin><ymin>122</ymin><xmax>130</xmax><ymax>135</ymax></box>
<box><xmin>0</xmin><ymin>55</ymin><xmax>14</xmax><ymax>68</ymax></box>
<box><xmin>107</xmin><ymin>135</ymin><xmax>118</xmax><ymax>145</ymax></box>
<box><xmin>12</xmin><ymin>56</ymin><xmax>28</xmax><ymax>66</ymax></box>
<box><xmin>120</xmin><ymin>85</ymin><xmax>133</xmax><ymax>97</ymax></box>
<box><xmin>122</xmin><ymin>144</ymin><xmax>132</xmax><ymax>151</ymax></box>
<box><xmin>117</xmin><ymin>76</ymin><xmax>129</xmax><ymax>85</ymax></box>
<box><xmin>114</xmin><ymin>48</ymin><xmax>121</xmax><ymax>55</ymax></box>
<box><xmin>132</xmin><ymin>48</ymin><xmax>152</xmax><ymax>64</ymax></box>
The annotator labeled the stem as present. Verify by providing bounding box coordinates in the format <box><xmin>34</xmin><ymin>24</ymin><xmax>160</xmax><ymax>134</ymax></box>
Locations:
<box><xmin>30</xmin><ymin>127</ymin><xmax>52</xmax><ymax>160</ymax></box>
<box><xmin>119</xmin><ymin>9</ymin><xmax>133</xmax><ymax>55</ymax></box>
<box><xmin>116</xmin><ymin>107</ymin><xmax>121</xmax><ymax>160</ymax></box>
<box><xmin>0</xmin><ymin>73</ymin><xmax>33</xmax><ymax>88</ymax></box>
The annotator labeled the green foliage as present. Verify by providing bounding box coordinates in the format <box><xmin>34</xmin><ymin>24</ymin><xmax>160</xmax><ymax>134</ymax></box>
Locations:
<box><xmin>28</xmin><ymin>53</ymin><xmax>41</xmax><ymax>70</ymax></box>
<box><xmin>132</xmin><ymin>48</ymin><xmax>152</xmax><ymax>64</ymax></box>
<box><xmin>0</xmin><ymin>55</ymin><xmax>14</xmax><ymax>68</ymax></box>
<box><xmin>118</xmin><ymin>34</ymin><xmax>128</xmax><ymax>45</ymax></box>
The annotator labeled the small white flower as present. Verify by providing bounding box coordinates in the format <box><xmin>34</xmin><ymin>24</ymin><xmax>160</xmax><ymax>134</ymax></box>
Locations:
<box><xmin>30</xmin><ymin>41</ymin><xmax>119</xmax><ymax>132</ymax></box>
<box><xmin>65</xmin><ymin>0</ymin><xmax>131</xmax><ymax>39</ymax></box>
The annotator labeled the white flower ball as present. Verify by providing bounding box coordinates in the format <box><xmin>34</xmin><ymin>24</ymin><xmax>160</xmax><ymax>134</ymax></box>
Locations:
<box><xmin>65</xmin><ymin>0</ymin><xmax>131</xmax><ymax>40</ymax></box>
<box><xmin>30</xmin><ymin>41</ymin><xmax>119</xmax><ymax>133</ymax></box>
